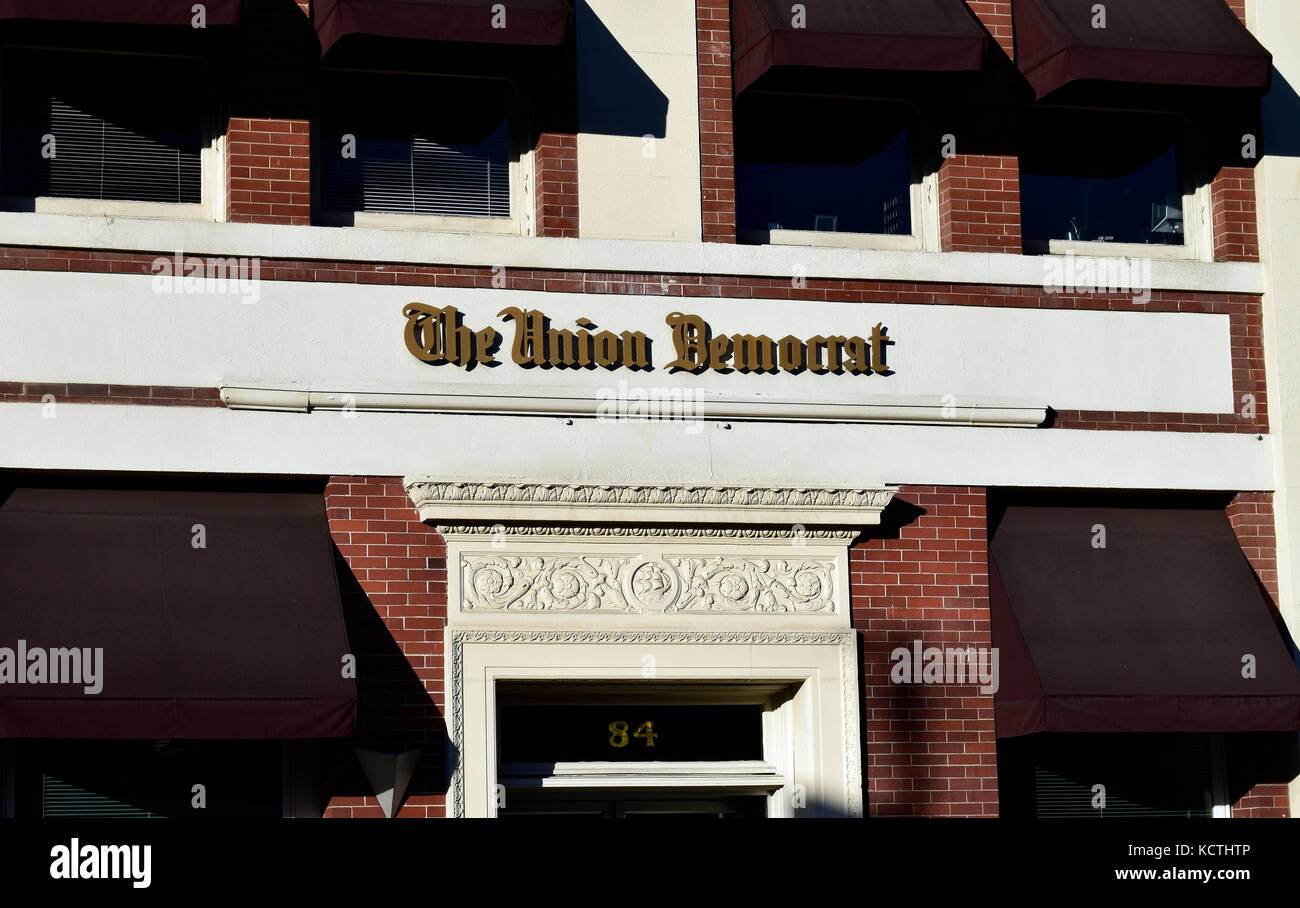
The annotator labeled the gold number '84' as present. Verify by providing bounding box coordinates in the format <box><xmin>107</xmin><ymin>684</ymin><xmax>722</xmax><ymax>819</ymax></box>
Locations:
<box><xmin>608</xmin><ymin>720</ymin><xmax>657</xmax><ymax>747</ymax></box>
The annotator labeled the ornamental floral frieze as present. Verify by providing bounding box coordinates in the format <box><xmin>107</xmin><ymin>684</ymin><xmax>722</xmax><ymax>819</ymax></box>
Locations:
<box><xmin>666</xmin><ymin>556</ymin><xmax>834</xmax><ymax>614</ymax></box>
<box><xmin>460</xmin><ymin>552</ymin><xmax>837</xmax><ymax>615</ymax></box>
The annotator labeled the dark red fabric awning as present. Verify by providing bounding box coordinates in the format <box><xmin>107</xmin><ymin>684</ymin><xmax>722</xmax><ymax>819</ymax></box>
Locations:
<box><xmin>0</xmin><ymin>485</ymin><xmax>355</xmax><ymax>739</ymax></box>
<box><xmin>991</xmin><ymin>504</ymin><xmax>1300</xmax><ymax>737</ymax></box>
<box><xmin>313</xmin><ymin>0</ymin><xmax>571</xmax><ymax>56</ymax></box>
<box><xmin>0</xmin><ymin>1</ymin><xmax>241</xmax><ymax>26</ymax></box>
<box><xmin>1012</xmin><ymin>0</ymin><xmax>1272</xmax><ymax>99</ymax></box>
<box><xmin>732</xmin><ymin>0</ymin><xmax>990</xmax><ymax>94</ymax></box>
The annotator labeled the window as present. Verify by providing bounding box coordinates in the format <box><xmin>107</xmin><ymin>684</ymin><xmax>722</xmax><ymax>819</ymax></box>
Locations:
<box><xmin>493</xmin><ymin>682</ymin><xmax>791</xmax><ymax>818</ymax></box>
<box><xmin>735</xmin><ymin>93</ymin><xmax>930</xmax><ymax>250</ymax></box>
<box><xmin>13</xmin><ymin>740</ymin><xmax>283</xmax><ymax>818</ymax></box>
<box><xmin>318</xmin><ymin>70</ymin><xmax>522</xmax><ymax>231</ymax></box>
<box><xmin>997</xmin><ymin>733</ymin><xmax>1224</xmax><ymax>818</ymax></box>
<box><xmin>1019</xmin><ymin>108</ymin><xmax>1205</xmax><ymax>257</ymax></box>
<box><xmin>0</xmin><ymin>47</ymin><xmax>216</xmax><ymax>216</ymax></box>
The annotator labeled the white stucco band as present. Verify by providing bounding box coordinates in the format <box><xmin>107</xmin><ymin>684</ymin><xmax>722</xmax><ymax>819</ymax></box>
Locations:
<box><xmin>0</xmin><ymin>403</ymin><xmax>1274</xmax><ymax>492</ymax></box>
<box><xmin>0</xmin><ymin>271</ymin><xmax>1237</xmax><ymax>415</ymax></box>
<box><xmin>0</xmin><ymin>211</ymin><xmax>1264</xmax><ymax>292</ymax></box>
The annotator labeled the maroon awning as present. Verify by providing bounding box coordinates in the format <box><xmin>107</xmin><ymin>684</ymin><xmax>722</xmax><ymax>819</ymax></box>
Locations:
<box><xmin>991</xmin><ymin>503</ymin><xmax>1300</xmax><ymax>738</ymax></box>
<box><xmin>731</xmin><ymin>0</ymin><xmax>990</xmax><ymax>94</ymax></box>
<box><xmin>313</xmin><ymin>0</ymin><xmax>571</xmax><ymax>56</ymax></box>
<box><xmin>0</xmin><ymin>1</ymin><xmax>241</xmax><ymax>26</ymax></box>
<box><xmin>0</xmin><ymin>485</ymin><xmax>355</xmax><ymax>739</ymax></box>
<box><xmin>1012</xmin><ymin>0</ymin><xmax>1272</xmax><ymax>99</ymax></box>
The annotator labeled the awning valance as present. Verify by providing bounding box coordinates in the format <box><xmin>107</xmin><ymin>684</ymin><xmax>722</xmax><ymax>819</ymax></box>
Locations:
<box><xmin>731</xmin><ymin>0</ymin><xmax>990</xmax><ymax>94</ymax></box>
<box><xmin>313</xmin><ymin>0</ymin><xmax>572</xmax><ymax>56</ymax></box>
<box><xmin>0</xmin><ymin>485</ymin><xmax>355</xmax><ymax>739</ymax></box>
<box><xmin>1011</xmin><ymin>0</ymin><xmax>1272</xmax><ymax>99</ymax></box>
<box><xmin>0</xmin><ymin>1</ymin><xmax>241</xmax><ymax>26</ymax></box>
<box><xmin>991</xmin><ymin>503</ymin><xmax>1300</xmax><ymax>737</ymax></box>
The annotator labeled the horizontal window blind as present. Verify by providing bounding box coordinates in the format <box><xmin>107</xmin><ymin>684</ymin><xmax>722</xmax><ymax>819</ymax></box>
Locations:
<box><xmin>21</xmin><ymin>740</ymin><xmax>282</xmax><ymax>819</ymax></box>
<box><xmin>321</xmin><ymin>72</ymin><xmax>513</xmax><ymax>219</ymax></box>
<box><xmin>1</xmin><ymin>50</ymin><xmax>205</xmax><ymax>204</ymax></box>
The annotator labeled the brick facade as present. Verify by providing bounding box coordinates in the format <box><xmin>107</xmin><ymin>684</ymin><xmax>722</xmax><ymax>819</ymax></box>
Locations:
<box><xmin>534</xmin><ymin>133</ymin><xmax>579</xmax><ymax>237</ymax></box>
<box><xmin>696</xmin><ymin>0</ymin><xmax>737</xmax><ymax>243</ymax></box>
<box><xmin>852</xmin><ymin>486</ymin><xmax>999</xmax><ymax>817</ymax></box>
<box><xmin>1212</xmin><ymin>167</ymin><xmax>1262</xmax><ymax>262</ymax></box>
<box><xmin>937</xmin><ymin>155</ymin><xmax>1022</xmax><ymax>254</ymax></box>
<box><xmin>321</xmin><ymin>476</ymin><xmax>449</xmax><ymax>818</ymax></box>
<box><xmin>224</xmin><ymin>0</ymin><xmax>315</xmax><ymax>225</ymax></box>
<box><xmin>967</xmin><ymin>0</ymin><xmax>1014</xmax><ymax>59</ymax></box>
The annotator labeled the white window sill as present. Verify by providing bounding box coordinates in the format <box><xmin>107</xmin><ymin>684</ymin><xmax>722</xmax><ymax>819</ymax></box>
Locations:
<box><xmin>749</xmin><ymin>227</ymin><xmax>921</xmax><ymax>252</ymax></box>
<box><xmin>14</xmin><ymin>197</ymin><xmax>211</xmax><ymax>222</ymax></box>
<box><xmin>322</xmin><ymin>209</ymin><xmax>522</xmax><ymax>236</ymax></box>
<box><xmin>0</xmin><ymin>210</ymin><xmax>1264</xmax><ymax>295</ymax></box>
<box><xmin>1044</xmin><ymin>238</ymin><xmax>1200</xmax><ymax>261</ymax></box>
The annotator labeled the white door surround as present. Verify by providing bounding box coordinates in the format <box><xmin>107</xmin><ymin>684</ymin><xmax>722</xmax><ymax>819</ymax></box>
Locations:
<box><xmin>404</xmin><ymin>479</ymin><xmax>896</xmax><ymax>817</ymax></box>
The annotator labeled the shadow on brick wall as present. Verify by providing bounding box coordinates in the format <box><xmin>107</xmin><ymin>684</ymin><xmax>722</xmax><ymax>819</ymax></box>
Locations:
<box><xmin>321</xmin><ymin>542</ymin><xmax>446</xmax><ymax>813</ymax></box>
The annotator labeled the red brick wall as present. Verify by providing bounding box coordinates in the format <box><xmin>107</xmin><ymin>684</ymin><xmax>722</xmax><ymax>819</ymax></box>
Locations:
<box><xmin>1232</xmin><ymin>785</ymin><xmax>1290</xmax><ymax>817</ymax></box>
<box><xmin>852</xmin><ymin>486</ymin><xmax>999</xmax><ymax>817</ymax></box>
<box><xmin>697</xmin><ymin>0</ymin><xmax>737</xmax><ymax>243</ymax></box>
<box><xmin>938</xmin><ymin>4</ymin><xmax>1022</xmax><ymax>252</ymax></box>
<box><xmin>226</xmin><ymin>118</ymin><xmax>312</xmax><ymax>225</ymax></box>
<box><xmin>1224</xmin><ymin>492</ymin><xmax>1291</xmax><ymax>818</ymax></box>
<box><xmin>938</xmin><ymin>155</ymin><xmax>1022</xmax><ymax>253</ymax></box>
<box><xmin>225</xmin><ymin>0</ymin><xmax>314</xmax><ymax>225</ymax></box>
<box><xmin>1226</xmin><ymin>0</ymin><xmax>1247</xmax><ymax>25</ymax></box>
<box><xmin>321</xmin><ymin>476</ymin><xmax>449</xmax><ymax>818</ymax></box>
<box><xmin>1227</xmin><ymin>492</ymin><xmax>1279</xmax><ymax>603</ymax></box>
<box><xmin>1211</xmin><ymin>167</ymin><xmax>1261</xmax><ymax>262</ymax></box>
<box><xmin>966</xmin><ymin>1</ymin><xmax>1014</xmax><ymax>59</ymax></box>
<box><xmin>535</xmin><ymin>133</ymin><xmax>579</xmax><ymax>237</ymax></box>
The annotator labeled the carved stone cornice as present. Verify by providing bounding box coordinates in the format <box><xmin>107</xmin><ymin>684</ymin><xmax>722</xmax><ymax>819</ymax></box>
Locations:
<box><xmin>405</xmin><ymin>479</ymin><xmax>895</xmax><ymax>533</ymax></box>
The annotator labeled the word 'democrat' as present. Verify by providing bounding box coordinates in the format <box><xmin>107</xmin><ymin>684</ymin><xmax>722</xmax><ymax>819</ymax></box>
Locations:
<box><xmin>402</xmin><ymin>304</ymin><xmax>895</xmax><ymax>376</ymax></box>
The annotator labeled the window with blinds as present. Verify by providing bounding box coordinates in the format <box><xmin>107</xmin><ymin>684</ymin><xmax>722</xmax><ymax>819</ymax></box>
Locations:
<box><xmin>0</xmin><ymin>49</ymin><xmax>206</xmax><ymax>204</ymax></box>
<box><xmin>320</xmin><ymin>71</ymin><xmax>513</xmax><ymax>219</ymax></box>
<box><xmin>16</xmin><ymin>740</ymin><xmax>282</xmax><ymax>818</ymax></box>
<box><xmin>998</xmin><ymin>733</ymin><xmax>1216</xmax><ymax>818</ymax></box>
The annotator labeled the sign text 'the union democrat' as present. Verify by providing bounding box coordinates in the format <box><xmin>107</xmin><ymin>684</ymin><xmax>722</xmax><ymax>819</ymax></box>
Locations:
<box><xmin>402</xmin><ymin>304</ymin><xmax>894</xmax><ymax>376</ymax></box>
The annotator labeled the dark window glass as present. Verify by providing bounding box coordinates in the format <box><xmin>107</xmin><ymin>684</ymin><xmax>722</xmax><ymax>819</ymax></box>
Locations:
<box><xmin>997</xmin><ymin>733</ymin><xmax>1214</xmax><ymax>818</ymax></box>
<box><xmin>1020</xmin><ymin>109</ymin><xmax>1183</xmax><ymax>247</ymax></box>
<box><xmin>735</xmin><ymin>94</ymin><xmax>911</xmax><ymax>239</ymax></box>
<box><xmin>16</xmin><ymin>740</ymin><xmax>282</xmax><ymax>818</ymax></box>
<box><xmin>320</xmin><ymin>72</ymin><xmax>512</xmax><ymax>218</ymax></box>
<box><xmin>1</xmin><ymin>50</ymin><xmax>205</xmax><ymax>204</ymax></box>
<box><xmin>498</xmin><ymin>704</ymin><xmax>764</xmax><ymax>763</ymax></box>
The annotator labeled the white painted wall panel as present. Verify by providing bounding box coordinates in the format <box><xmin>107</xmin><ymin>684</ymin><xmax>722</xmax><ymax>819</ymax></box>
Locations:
<box><xmin>0</xmin><ymin>271</ymin><xmax>1235</xmax><ymax>413</ymax></box>
<box><xmin>0</xmin><ymin>403</ymin><xmax>1272</xmax><ymax>492</ymax></box>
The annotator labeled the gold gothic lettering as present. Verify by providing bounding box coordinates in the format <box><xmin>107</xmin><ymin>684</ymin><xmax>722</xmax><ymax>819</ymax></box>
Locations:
<box><xmin>403</xmin><ymin>304</ymin><xmax>894</xmax><ymax>376</ymax></box>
